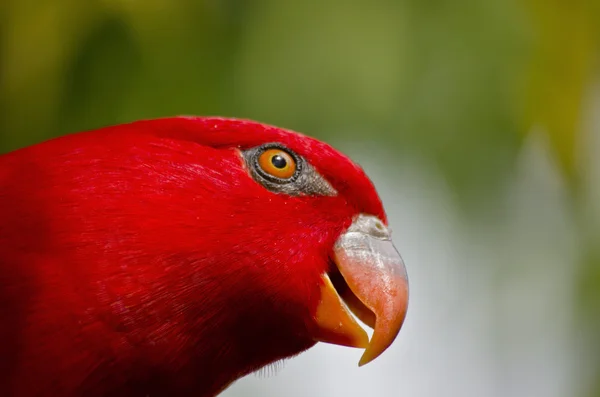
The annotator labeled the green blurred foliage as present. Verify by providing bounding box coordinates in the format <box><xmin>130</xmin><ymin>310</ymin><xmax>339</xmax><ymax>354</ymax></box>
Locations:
<box><xmin>5</xmin><ymin>0</ymin><xmax>595</xmax><ymax>201</ymax></box>
<box><xmin>2</xmin><ymin>0</ymin><xmax>600</xmax><ymax>394</ymax></box>
<box><xmin>525</xmin><ymin>0</ymin><xmax>599</xmax><ymax>180</ymax></box>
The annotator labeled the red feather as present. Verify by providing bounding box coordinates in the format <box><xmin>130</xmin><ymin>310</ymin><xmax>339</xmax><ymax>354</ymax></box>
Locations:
<box><xmin>0</xmin><ymin>117</ymin><xmax>385</xmax><ymax>396</ymax></box>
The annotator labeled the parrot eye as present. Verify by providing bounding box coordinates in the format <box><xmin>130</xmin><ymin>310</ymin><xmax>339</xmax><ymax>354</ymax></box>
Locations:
<box><xmin>243</xmin><ymin>143</ymin><xmax>338</xmax><ymax>197</ymax></box>
<box><xmin>257</xmin><ymin>149</ymin><xmax>297</xmax><ymax>180</ymax></box>
<box><xmin>249</xmin><ymin>144</ymin><xmax>302</xmax><ymax>184</ymax></box>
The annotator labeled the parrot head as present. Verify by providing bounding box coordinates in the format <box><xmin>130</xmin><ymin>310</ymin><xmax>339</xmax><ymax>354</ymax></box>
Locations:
<box><xmin>0</xmin><ymin>116</ymin><xmax>408</xmax><ymax>396</ymax></box>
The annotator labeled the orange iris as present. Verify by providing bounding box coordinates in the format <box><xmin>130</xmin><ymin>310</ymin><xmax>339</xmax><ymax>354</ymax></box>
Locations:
<box><xmin>257</xmin><ymin>149</ymin><xmax>296</xmax><ymax>179</ymax></box>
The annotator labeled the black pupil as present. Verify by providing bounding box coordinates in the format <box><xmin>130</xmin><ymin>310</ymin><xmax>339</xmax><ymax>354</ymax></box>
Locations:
<box><xmin>271</xmin><ymin>154</ymin><xmax>288</xmax><ymax>169</ymax></box>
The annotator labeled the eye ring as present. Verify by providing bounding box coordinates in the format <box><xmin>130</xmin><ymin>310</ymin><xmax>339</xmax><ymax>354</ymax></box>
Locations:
<box><xmin>256</xmin><ymin>147</ymin><xmax>298</xmax><ymax>180</ymax></box>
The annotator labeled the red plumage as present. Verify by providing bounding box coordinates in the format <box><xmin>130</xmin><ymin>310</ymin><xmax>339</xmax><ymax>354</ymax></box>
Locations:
<box><xmin>0</xmin><ymin>117</ymin><xmax>389</xmax><ymax>396</ymax></box>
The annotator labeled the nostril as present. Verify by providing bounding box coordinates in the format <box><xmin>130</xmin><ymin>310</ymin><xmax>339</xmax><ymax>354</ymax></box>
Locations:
<box><xmin>371</xmin><ymin>219</ymin><xmax>391</xmax><ymax>239</ymax></box>
<box><xmin>346</xmin><ymin>214</ymin><xmax>391</xmax><ymax>239</ymax></box>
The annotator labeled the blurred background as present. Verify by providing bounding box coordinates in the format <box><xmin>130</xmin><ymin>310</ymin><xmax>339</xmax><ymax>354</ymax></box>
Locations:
<box><xmin>1</xmin><ymin>1</ymin><xmax>599</xmax><ymax>396</ymax></box>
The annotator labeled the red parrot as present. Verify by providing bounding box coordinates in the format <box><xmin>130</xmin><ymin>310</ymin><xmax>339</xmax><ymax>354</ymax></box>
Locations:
<box><xmin>0</xmin><ymin>117</ymin><xmax>408</xmax><ymax>397</ymax></box>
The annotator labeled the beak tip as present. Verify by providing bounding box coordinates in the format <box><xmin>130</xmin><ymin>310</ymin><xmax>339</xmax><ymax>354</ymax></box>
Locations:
<box><xmin>357</xmin><ymin>280</ymin><xmax>409</xmax><ymax>368</ymax></box>
<box><xmin>356</xmin><ymin>345</ymin><xmax>379</xmax><ymax>367</ymax></box>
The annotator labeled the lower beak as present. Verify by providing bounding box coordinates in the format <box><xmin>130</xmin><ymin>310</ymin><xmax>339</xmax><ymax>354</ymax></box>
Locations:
<box><xmin>312</xmin><ymin>214</ymin><xmax>409</xmax><ymax>366</ymax></box>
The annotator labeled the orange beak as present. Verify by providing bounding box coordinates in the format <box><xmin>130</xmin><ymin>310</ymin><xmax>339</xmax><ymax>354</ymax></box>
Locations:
<box><xmin>312</xmin><ymin>214</ymin><xmax>409</xmax><ymax>366</ymax></box>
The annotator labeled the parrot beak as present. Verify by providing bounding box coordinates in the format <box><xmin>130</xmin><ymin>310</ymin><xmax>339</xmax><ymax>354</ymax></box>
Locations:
<box><xmin>313</xmin><ymin>214</ymin><xmax>409</xmax><ymax>366</ymax></box>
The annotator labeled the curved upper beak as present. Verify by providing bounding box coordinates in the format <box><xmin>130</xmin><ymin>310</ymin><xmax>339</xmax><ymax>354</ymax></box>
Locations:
<box><xmin>312</xmin><ymin>214</ymin><xmax>409</xmax><ymax>366</ymax></box>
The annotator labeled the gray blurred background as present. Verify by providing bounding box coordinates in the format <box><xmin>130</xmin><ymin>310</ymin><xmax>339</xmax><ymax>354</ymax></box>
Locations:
<box><xmin>2</xmin><ymin>1</ymin><xmax>599</xmax><ymax>396</ymax></box>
